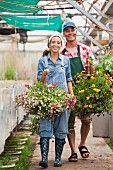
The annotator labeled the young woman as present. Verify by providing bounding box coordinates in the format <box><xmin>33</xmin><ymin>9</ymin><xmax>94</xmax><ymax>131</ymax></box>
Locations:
<box><xmin>37</xmin><ymin>34</ymin><xmax>73</xmax><ymax>168</ymax></box>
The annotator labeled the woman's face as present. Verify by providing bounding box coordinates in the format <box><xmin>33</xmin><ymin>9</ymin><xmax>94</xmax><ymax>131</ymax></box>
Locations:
<box><xmin>49</xmin><ymin>36</ymin><xmax>62</xmax><ymax>53</ymax></box>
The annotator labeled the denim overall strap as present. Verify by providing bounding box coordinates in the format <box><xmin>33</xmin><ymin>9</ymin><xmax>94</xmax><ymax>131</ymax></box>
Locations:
<box><xmin>70</xmin><ymin>45</ymin><xmax>84</xmax><ymax>78</ymax></box>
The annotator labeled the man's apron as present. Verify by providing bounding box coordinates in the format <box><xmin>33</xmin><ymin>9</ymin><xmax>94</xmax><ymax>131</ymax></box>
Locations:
<box><xmin>70</xmin><ymin>45</ymin><xmax>84</xmax><ymax>78</ymax></box>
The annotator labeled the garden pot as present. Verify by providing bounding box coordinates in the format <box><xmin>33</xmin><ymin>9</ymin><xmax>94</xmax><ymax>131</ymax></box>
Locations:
<box><xmin>92</xmin><ymin>113</ymin><xmax>110</xmax><ymax>137</ymax></box>
<box><xmin>109</xmin><ymin>112</ymin><xmax>113</xmax><ymax>138</ymax></box>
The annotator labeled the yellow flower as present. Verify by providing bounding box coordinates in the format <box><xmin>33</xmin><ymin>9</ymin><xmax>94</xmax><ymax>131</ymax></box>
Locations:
<box><xmin>72</xmin><ymin>70</ymin><xmax>113</xmax><ymax>116</ymax></box>
<box><xmin>86</xmin><ymin>96</ymin><xmax>90</xmax><ymax>100</ymax></box>
<box><xmin>110</xmin><ymin>88</ymin><xmax>113</xmax><ymax>93</ymax></box>
<box><xmin>93</xmin><ymin>88</ymin><xmax>100</xmax><ymax>93</ymax></box>
<box><xmin>91</xmin><ymin>84</ymin><xmax>95</xmax><ymax>87</ymax></box>
<box><xmin>84</xmin><ymin>104</ymin><xmax>88</xmax><ymax>108</ymax></box>
<box><xmin>91</xmin><ymin>76</ymin><xmax>95</xmax><ymax>80</ymax></box>
<box><xmin>89</xmin><ymin>104</ymin><xmax>92</xmax><ymax>108</ymax></box>
<box><xmin>98</xmin><ymin>70</ymin><xmax>102</xmax><ymax>74</ymax></box>
<box><xmin>87</xmin><ymin>74</ymin><xmax>90</xmax><ymax>77</ymax></box>
<box><xmin>79</xmin><ymin>90</ymin><xmax>84</xmax><ymax>93</ymax></box>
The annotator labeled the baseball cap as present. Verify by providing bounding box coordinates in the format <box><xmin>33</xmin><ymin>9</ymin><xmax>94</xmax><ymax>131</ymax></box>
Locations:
<box><xmin>63</xmin><ymin>22</ymin><xmax>77</xmax><ymax>31</ymax></box>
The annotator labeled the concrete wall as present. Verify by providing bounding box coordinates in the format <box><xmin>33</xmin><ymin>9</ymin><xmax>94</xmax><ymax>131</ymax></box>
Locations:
<box><xmin>0</xmin><ymin>80</ymin><xmax>32</xmax><ymax>154</ymax></box>
<box><xmin>0</xmin><ymin>50</ymin><xmax>42</xmax><ymax>81</ymax></box>
<box><xmin>0</xmin><ymin>41</ymin><xmax>45</xmax><ymax>81</ymax></box>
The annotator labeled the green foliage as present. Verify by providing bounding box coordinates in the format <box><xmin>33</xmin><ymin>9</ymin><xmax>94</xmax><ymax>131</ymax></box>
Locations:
<box><xmin>5</xmin><ymin>67</ymin><xmax>15</xmax><ymax>80</ymax></box>
<box><xmin>16</xmin><ymin>81</ymin><xmax>76</xmax><ymax>118</ymax></box>
<box><xmin>0</xmin><ymin>153</ymin><xmax>12</xmax><ymax>166</ymax></box>
<box><xmin>95</xmin><ymin>53</ymin><xmax>113</xmax><ymax>75</ymax></box>
<box><xmin>29</xmin><ymin>115</ymin><xmax>40</xmax><ymax>134</ymax></box>
<box><xmin>88</xmin><ymin>57</ymin><xmax>94</xmax><ymax>65</ymax></box>
<box><xmin>0</xmin><ymin>136</ymin><xmax>35</xmax><ymax>170</ymax></box>
<box><xmin>108</xmin><ymin>138</ymin><xmax>113</xmax><ymax>148</ymax></box>
<box><xmin>72</xmin><ymin>71</ymin><xmax>113</xmax><ymax>117</ymax></box>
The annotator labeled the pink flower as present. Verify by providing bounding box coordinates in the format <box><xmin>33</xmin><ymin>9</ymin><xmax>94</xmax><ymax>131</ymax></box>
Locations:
<box><xmin>51</xmin><ymin>104</ymin><xmax>56</xmax><ymax>109</ymax></box>
<box><xmin>63</xmin><ymin>96</ymin><xmax>66</xmax><ymax>100</ymax></box>
<box><xmin>22</xmin><ymin>102</ymin><xmax>24</xmax><ymax>106</ymax></box>
<box><xmin>49</xmin><ymin>85</ymin><xmax>53</xmax><ymax>89</ymax></box>
<box><xmin>72</xmin><ymin>96</ymin><xmax>76</xmax><ymax>101</ymax></box>
<box><xmin>34</xmin><ymin>82</ymin><xmax>36</xmax><ymax>85</ymax></box>
<box><xmin>22</xmin><ymin>96</ymin><xmax>24</xmax><ymax>101</ymax></box>
<box><xmin>25</xmin><ymin>84</ymin><xmax>29</xmax><ymax>89</ymax></box>
<box><xmin>66</xmin><ymin>101</ymin><xmax>70</xmax><ymax>106</ymax></box>
<box><xmin>53</xmin><ymin>82</ymin><xmax>58</xmax><ymax>87</ymax></box>
<box><xmin>42</xmin><ymin>84</ymin><xmax>47</xmax><ymax>86</ymax></box>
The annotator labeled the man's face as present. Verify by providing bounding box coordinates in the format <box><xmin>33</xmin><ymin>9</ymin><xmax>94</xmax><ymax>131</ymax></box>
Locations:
<box><xmin>63</xmin><ymin>26</ymin><xmax>77</xmax><ymax>42</ymax></box>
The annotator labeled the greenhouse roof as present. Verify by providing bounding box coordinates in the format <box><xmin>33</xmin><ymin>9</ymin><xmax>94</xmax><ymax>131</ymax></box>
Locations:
<box><xmin>0</xmin><ymin>0</ymin><xmax>113</xmax><ymax>51</ymax></box>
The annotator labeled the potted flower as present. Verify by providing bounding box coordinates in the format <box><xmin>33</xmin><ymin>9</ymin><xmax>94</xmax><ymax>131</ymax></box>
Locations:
<box><xmin>16</xmin><ymin>81</ymin><xmax>76</xmax><ymax>133</ymax></box>
<box><xmin>72</xmin><ymin>71</ymin><xmax>113</xmax><ymax>118</ymax></box>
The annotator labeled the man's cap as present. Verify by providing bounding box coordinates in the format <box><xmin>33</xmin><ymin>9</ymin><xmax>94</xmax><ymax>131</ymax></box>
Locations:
<box><xmin>63</xmin><ymin>22</ymin><xmax>77</xmax><ymax>31</ymax></box>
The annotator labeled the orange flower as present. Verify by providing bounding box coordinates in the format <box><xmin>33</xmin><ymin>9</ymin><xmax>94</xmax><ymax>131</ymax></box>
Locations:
<box><xmin>110</xmin><ymin>49</ymin><xmax>113</xmax><ymax>54</ymax></box>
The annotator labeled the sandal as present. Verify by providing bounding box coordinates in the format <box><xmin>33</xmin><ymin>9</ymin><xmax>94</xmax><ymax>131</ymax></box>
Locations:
<box><xmin>68</xmin><ymin>153</ymin><xmax>78</xmax><ymax>162</ymax></box>
<box><xmin>78</xmin><ymin>146</ymin><xmax>90</xmax><ymax>158</ymax></box>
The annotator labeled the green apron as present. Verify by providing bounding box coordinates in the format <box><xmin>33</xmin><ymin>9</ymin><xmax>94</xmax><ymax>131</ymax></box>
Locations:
<box><xmin>70</xmin><ymin>45</ymin><xmax>84</xmax><ymax>78</ymax></box>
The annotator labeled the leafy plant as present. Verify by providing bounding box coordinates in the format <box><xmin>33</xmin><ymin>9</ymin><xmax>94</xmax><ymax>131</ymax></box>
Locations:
<box><xmin>5</xmin><ymin>67</ymin><xmax>15</xmax><ymax>80</ymax></box>
<box><xmin>29</xmin><ymin>115</ymin><xmax>40</xmax><ymax>134</ymax></box>
<box><xmin>108</xmin><ymin>138</ymin><xmax>113</xmax><ymax>149</ymax></box>
<box><xmin>16</xmin><ymin>81</ymin><xmax>76</xmax><ymax>119</ymax></box>
<box><xmin>88</xmin><ymin>56</ymin><xmax>94</xmax><ymax>65</ymax></box>
<box><xmin>72</xmin><ymin>71</ymin><xmax>113</xmax><ymax>118</ymax></box>
<box><xmin>95</xmin><ymin>53</ymin><xmax>113</xmax><ymax>75</ymax></box>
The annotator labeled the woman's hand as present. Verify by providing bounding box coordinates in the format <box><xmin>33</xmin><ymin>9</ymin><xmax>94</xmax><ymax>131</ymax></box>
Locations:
<box><xmin>40</xmin><ymin>69</ymin><xmax>49</xmax><ymax>82</ymax></box>
<box><xmin>43</xmin><ymin>69</ymin><xmax>49</xmax><ymax>76</ymax></box>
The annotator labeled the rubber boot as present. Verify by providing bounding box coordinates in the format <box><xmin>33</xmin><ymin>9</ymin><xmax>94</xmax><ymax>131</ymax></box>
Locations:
<box><xmin>54</xmin><ymin>138</ymin><xmax>66</xmax><ymax>167</ymax></box>
<box><xmin>39</xmin><ymin>137</ymin><xmax>49</xmax><ymax>168</ymax></box>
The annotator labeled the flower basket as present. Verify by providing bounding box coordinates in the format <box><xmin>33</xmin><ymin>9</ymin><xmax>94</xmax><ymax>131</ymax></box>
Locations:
<box><xmin>16</xmin><ymin>81</ymin><xmax>76</xmax><ymax>119</ymax></box>
<box><xmin>72</xmin><ymin>71</ymin><xmax>113</xmax><ymax>118</ymax></box>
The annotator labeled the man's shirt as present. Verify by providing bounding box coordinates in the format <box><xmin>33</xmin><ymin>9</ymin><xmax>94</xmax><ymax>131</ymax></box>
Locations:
<box><xmin>60</xmin><ymin>42</ymin><xmax>95</xmax><ymax>70</ymax></box>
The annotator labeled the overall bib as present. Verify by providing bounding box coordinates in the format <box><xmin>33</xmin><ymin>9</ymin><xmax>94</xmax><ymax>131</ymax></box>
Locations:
<box><xmin>70</xmin><ymin>45</ymin><xmax>84</xmax><ymax>78</ymax></box>
<box><xmin>68</xmin><ymin>45</ymin><xmax>84</xmax><ymax>130</ymax></box>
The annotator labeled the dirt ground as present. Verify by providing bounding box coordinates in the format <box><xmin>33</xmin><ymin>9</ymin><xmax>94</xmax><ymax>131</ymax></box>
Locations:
<box><xmin>29</xmin><ymin>119</ymin><xmax>113</xmax><ymax>170</ymax></box>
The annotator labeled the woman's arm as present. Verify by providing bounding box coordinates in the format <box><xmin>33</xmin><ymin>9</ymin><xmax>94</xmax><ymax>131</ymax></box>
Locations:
<box><xmin>67</xmin><ymin>81</ymin><xmax>74</xmax><ymax>95</ymax></box>
<box><xmin>37</xmin><ymin>58</ymin><xmax>48</xmax><ymax>82</ymax></box>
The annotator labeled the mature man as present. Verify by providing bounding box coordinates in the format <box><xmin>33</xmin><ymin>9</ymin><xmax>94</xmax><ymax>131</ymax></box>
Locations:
<box><xmin>61</xmin><ymin>21</ymin><xmax>95</xmax><ymax>162</ymax></box>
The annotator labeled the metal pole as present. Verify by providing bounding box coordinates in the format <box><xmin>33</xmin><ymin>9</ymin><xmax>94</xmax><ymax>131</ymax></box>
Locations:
<box><xmin>66</xmin><ymin>0</ymin><xmax>113</xmax><ymax>37</ymax></box>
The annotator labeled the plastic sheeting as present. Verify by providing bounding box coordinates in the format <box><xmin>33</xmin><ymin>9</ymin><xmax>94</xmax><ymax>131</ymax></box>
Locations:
<box><xmin>2</xmin><ymin>16</ymin><xmax>63</xmax><ymax>32</ymax></box>
<box><xmin>0</xmin><ymin>0</ymin><xmax>41</xmax><ymax>13</ymax></box>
